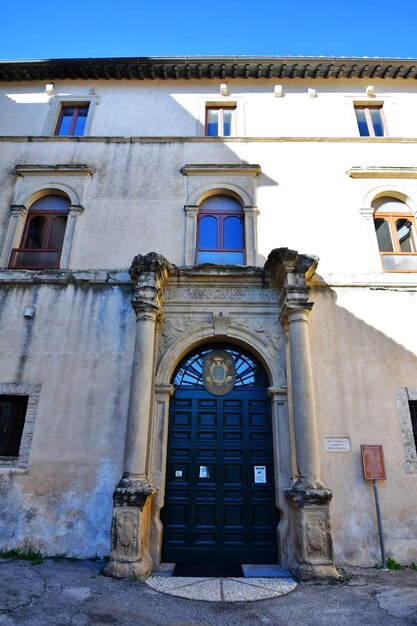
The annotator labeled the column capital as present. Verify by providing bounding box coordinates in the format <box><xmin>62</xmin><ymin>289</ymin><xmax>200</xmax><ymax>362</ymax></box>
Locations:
<box><xmin>184</xmin><ymin>204</ymin><xmax>199</xmax><ymax>216</ymax></box>
<box><xmin>265</xmin><ymin>247</ymin><xmax>318</xmax><ymax>286</ymax></box>
<box><xmin>281</xmin><ymin>301</ymin><xmax>314</xmax><ymax>324</ymax></box>
<box><xmin>68</xmin><ymin>204</ymin><xmax>84</xmax><ymax>215</ymax></box>
<box><xmin>267</xmin><ymin>386</ymin><xmax>288</xmax><ymax>399</ymax></box>
<box><xmin>10</xmin><ymin>204</ymin><xmax>26</xmax><ymax>216</ymax></box>
<box><xmin>129</xmin><ymin>252</ymin><xmax>176</xmax><ymax>319</ymax></box>
<box><xmin>154</xmin><ymin>383</ymin><xmax>175</xmax><ymax>398</ymax></box>
<box><xmin>113</xmin><ymin>475</ymin><xmax>158</xmax><ymax>509</ymax></box>
<box><xmin>359</xmin><ymin>206</ymin><xmax>375</xmax><ymax>219</ymax></box>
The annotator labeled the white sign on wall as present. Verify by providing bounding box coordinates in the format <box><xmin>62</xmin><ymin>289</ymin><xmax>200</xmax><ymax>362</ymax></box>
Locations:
<box><xmin>324</xmin><ymin>438</ymin><xmax>351</xmax><ymax>452</ymax></box>
<box><xmin>254</xmin><ymin>466</ymin><xmax>267</xmax><ymax>483</ymax></box>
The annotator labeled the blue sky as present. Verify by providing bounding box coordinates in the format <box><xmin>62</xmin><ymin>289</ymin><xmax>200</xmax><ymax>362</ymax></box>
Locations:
<box><xmin>2</xmin><ymin>0</ymin><xmax>417</xmax><ymax>60</ymax></box>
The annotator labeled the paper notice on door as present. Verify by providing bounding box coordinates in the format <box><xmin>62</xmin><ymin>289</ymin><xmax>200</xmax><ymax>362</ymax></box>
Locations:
<box><xmin>199</xmin><ymin>465</ymin><xmax>209</xmax><ymax>478</ymax></box>
<box><xmin>254</xmin><ymin>466</ymin><xmax>266</xmax><ymax>483</ymax></box>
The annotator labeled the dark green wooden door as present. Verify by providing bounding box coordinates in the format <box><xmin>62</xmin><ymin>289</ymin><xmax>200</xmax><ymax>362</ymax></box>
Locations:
<box><xmin>162</xmin><ymin>347</ymin><xmax>278</xmax><ymax>564</ymax></box>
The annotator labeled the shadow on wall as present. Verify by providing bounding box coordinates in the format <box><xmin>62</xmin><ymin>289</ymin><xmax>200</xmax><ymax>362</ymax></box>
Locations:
<box><xmin>309</xmin><ymin>281</ymin><xmax>417</xmax><ymax>565</ymax></box>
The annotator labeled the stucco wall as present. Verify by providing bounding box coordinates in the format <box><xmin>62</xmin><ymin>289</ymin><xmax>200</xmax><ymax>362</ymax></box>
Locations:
<box><xmin>0</xmin><ymin>281</ymin><xmax>135</xmax><ymax>557</ymax></box>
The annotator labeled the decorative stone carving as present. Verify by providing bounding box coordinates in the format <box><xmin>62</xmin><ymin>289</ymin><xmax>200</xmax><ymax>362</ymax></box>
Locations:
<box><xmin>159</xmin><ymin>317</ymin><xmax>208</xmax><ymax>354</ymax></box>
<box><xmin>130</xmin><ymin>252</ymin><xmax>176</xmax><ymax>320</ymax></box>
<box><xmin>164</xmin><ymin>287</ymin><xmax>279</xmax><ymax>303</ymax></box>
<box><xmin>213</xmin><ymin>312</ymin><xmax>230</xmax><ymax>335</ymax></box>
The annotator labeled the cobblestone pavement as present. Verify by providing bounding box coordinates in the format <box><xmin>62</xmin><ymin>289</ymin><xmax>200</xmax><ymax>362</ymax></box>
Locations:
<box><xmin>1</xmin><ymin>558</ymin><xmax>417</xmax><ymax>625</ymax></box>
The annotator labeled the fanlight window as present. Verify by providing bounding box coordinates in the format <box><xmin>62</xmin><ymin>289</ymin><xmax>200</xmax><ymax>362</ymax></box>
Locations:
<box><xmin>372</xmin><ymin>196</ymin><xmax>417</xmax><ymax>272</ymax></box>
<box><xmin>9</xmin><ymin>195</ymin><xmax>70</xmax><ymax>270</ymax></box>
<box><xmin>196</xmin><ymin>194</ymin><xmax>245</xmax><ymax>265</ymax></box>
<box><xmin>173</xmin><ymin>344</ymin><xmax>269</xmax><ymax>389</ymax></box>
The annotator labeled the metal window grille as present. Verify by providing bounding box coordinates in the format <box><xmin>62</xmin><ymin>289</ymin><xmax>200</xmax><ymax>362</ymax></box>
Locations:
<box><xmin>0</xmin><ymin>395</ymin><xmax>29</xmax><ymax>457</ymax></box>
<box><xmin>410</xmin><ymin>400</ymin><xmax>417</xmax><ymax>450</ymax></box>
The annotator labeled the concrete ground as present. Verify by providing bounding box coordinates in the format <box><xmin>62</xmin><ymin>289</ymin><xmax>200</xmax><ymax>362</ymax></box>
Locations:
<box><xmin>1</xmin><ymin>557</ymin><xmax>417</xmax><ymax>626</ymax></box>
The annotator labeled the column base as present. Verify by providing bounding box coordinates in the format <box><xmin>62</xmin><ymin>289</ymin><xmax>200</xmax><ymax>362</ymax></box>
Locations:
<box><xmin>104</xmin><ymin>476</ymin><xmax>157</xmax><ymax>580</ymax></box>
<box><xmin>285</xmin><ymin>485</ymin><xmax>339</xmax><ymax>582</ymax></box>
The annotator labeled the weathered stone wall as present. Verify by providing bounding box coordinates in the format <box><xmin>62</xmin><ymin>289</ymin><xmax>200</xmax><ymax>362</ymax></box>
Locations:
<box><xmin>0</xmin><ymin>278</ymin><xmax>135</xmax><ymax>557</ymax></box>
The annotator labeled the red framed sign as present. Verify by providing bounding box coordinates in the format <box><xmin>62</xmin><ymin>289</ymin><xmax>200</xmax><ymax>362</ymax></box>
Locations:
<box><xmin>361</xmin><ymin>445</ymin><xmax>386</xmax><ymax>480</ymax></box>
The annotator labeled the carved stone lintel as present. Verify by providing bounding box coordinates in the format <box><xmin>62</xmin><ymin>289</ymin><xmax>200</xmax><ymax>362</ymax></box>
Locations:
<box><xmin>213</xmin><ymin>312</ymin><xmax>230</xmax><ymax>335</ymax></box>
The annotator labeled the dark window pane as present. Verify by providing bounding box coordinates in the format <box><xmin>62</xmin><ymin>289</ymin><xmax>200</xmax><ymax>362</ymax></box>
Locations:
<box><xmin>56</xmin><ymin>107</ymin><xmax>74</xmax><ymax>135</ymax></box>
<box><xmin>48</xmin><ymin>216</ymin><xmax>67</xmax><ymax>249</ymax></box>
<box><xmin>355</xmin><ymin>108</ymin><xmax>369</xmax><ymax>136</ymax></box>
<box><xmin>370</xmin><ymin>109</ymin><xmax>384</xmax><ymax>136</ymax></box>
<box><xmin>30</xmin><ymin>195</ymin><xmax>70</xmax><ymax>213</ymax></box>
<box><xmin>396</xmin><ymin>219</ymin><xmax>414</xmax><ymax>252</ymax></box>
<box><xmin>374</xmin><ymin>218</ymin><xmax>393</xmax><ymax>252</ymax></box>
<box><xmin>224</xmin><ymin>216</ymin><xmax>243</xmax><ymax>248</ymax></box>
<box><xmin>0</xmin><ymin>395</ymin><xmax>28</xmax><ymax>457</ymax></box>
<box><xmin>223</xmin><ymin>109</ymin><xmax>233</xmax><ymax>136</ymax></box>
<box><xmin>24</xmin><ymin>216</ymin><xmax>46</xmax><ymax>249</ymax></box>
<box><xmin>206</xmin><ymin>110</ymin><xmax>219</xmax><ymax>136</ymax></box>
<box><xmin>410</xmin><ymin>401</ymin><xmax>417</xmax><ymax>449</ymax></box>
<box><xmin>73</xmin><ymin>107</ymin><xmax>88</xmax><ymax>136</ymax></box>
<box><xmin>199</xmin><ymin>216</ymin><xmax>217</xmax><ymax>249</ymax></box>
<box><xmin>200</xmin><ymin>195</ymin><xmax>242</xmax><ymax>213</ymax></box>
<box><xmin>10</xmin><ymin>250</ymin><xmax>61</xmax><ymax>269</ymax></box>
<box><xmin>198</xmin><ymin>250</ymin><xmax>244</xmax><ymax>264</ymax></box>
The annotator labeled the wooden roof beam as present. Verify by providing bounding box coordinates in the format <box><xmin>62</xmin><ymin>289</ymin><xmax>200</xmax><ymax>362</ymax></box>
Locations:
<box><xmin>232</xmin><ymin>64</ymin><xmax>238</xmax><ymax>78</ymax></box>
<box><xmin>149</xmin><ymin>64</ymin><xmax>155</xmax><ymax>79</ymax></box>
<box><xmin>360</xmin><ymin>64</ymin><xmax>369</xmax><ymax>78</ymax></box>
<box><xmin>161</xmin><ymin>65</ymin><xmax>167</xmax><ymax>79</ymax></box>
<box><xmin>382</xmin><ymin>65</ymin><xmax>392</xmax><ymax>78</ymax></box>
<box><xmin>209</xmin><ymin>64</ymin><xmax>214</xmax><ymax>78</ymax></box>
<box><xmin>403</xmin><ymin>65</ymin><xmax>416</xmax><ymax>78</ymax></box>
<box><xmin>185</xmin><ymin>64</ymin><xmax>191</xmax><ymax>79</ymax></box>
<box><xmin>197</xmin><ymin>64</ymin><xmax>202</xmax><ymax>78</ymax></box>
<box><xmin>221</xmin><ymin>64</ymin><xmax>226</xmax><ymax>78</ymax></box>
<box><xmin>268</xmin><ymin>64</ymin><xmax>274</xmax><ymax>78</ymax></box>
<box><xmin>244</xmin><ymin>64</ymin><xmax>250</xmax><ymax>78</ymax></box>
<box><xmin>290</xmin><ymin>64</ymin><xmax>298</xmax><ymax>78</ymax></box>
<box><xmin>393</xmin><ymin>65</ymin><xmax>403</xmax><ymax>78</ymax></box>
<box><xmin>256</xmin><ymin>64</ymin><xmax>262</xmax><ymax>78</ymax></box>
<box><xmin>174</xmin><ymin>65</ymin><xmax>179</xmax><ymax>79</ymax></box>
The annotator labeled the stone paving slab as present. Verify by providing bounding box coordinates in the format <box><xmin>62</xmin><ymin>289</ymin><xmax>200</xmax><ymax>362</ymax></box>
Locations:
<box><xmin>146</xmin><ymin>574</ymin><xmax>298</xmax><ymax>602</ymax></box>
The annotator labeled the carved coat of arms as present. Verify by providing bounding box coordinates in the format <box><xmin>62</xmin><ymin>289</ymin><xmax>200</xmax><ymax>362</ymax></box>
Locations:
<box><xmin>202</xmin><ymin>350</ymin><xmax>236</xmax><ymax>395</ymax></box>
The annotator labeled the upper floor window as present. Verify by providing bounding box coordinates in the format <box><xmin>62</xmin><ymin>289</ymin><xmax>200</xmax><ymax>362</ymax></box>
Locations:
<box><xmin>205</xmin><ymin>106</ymin><xmax>236</xmax><ymax>137</ymax></box>
<box><xmin>55</xmin><ymin>105</ymin><xmax>89</xmax><ymax>136</ymax></box>
<box><xmin>196</xmin><ymin>194</ymin><xmax>244</xmax><ymax>264</ymax></box>
<box><xmin>410</xmin><ymin>401</ymin><xmax>417</xmax><ymax>452</ymax></box>
<box><xmin>372</xmin><ymin>196</ymin><xmax>417</xmax><ymax>271</ymax></box>
<box><xmin>355</xmin><ymin>105</ymin><xmax>386</xmax><ymax>137</ymax></box>
<box><xmin>9</xmin><ymin>194</ymin><xmax>70</xmax><ymax>270</ymax></box>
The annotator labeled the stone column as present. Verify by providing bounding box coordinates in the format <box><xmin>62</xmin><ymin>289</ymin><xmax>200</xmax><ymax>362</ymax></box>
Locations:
<box><xmin>0</xmin><ymin>205</ymin><xmax>26</xmax><ymax>267</ymax></box>
<box><xmin>359</xmin><ymin>207</ymin><xmax>381</xmax><ymax>272</ymax></box>
<box><xmin>60</xmin><ymin>204</ymin><xmax>83</xmax><ymax>269</ymax></box>
<box><xmin>243</xmin><ymin>206</ymin><xmax>259</xmax><ymax>266</ymax></box>
<box><xmin>184</xmin><ymin>205</ymin><xmax>199</xmax><ymax>265</ymax></box>
<box><xmin>265</xmin><ymin>248</ymin><xmax>338</xmax><ymax>581</ymax></box>
<box><xmin>105</xmin><ymin>252</ymin><xmax>174</xmax><ymax>580</ymax></box>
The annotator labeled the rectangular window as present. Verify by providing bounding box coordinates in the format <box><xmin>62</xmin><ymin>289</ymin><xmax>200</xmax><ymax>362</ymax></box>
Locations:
<box><xmin>0</xmin><ymin>395</ymin><xmax>29</xmax><ymax>457</ymax></box>
<box><xmin>355</xmin><ymin>105</ymin><xmax>386</xmax><ymax>137</ymax></box>
<box><xmin>410</xmin><ymin>401</ymin><xmax>417</xmax><ymax>451</ymax></box>
<box><xmin>55</xmin><ymin>105</ymin><xmax>89</xmax><ymax>136</ymax></box>
<box><xmin>205</xmin><ymin>106</ymin><xmax>236</xmax><ymax>137</ymax></box>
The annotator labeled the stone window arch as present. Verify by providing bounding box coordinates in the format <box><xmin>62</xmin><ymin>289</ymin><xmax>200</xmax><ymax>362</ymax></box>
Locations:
<box><xmin>372</xmin><ymin>196</ymin><xmax>417</xmax><ymax>271</ymax></box>
<box><xmin>181</xmin><ymin>164</ymin><xmax>261</xmax><ymax>266</ymax></box>
<box><xmin>196</xmin><ymin>193</ymin><xmax>245</xmax><ymax>264</ymax></box>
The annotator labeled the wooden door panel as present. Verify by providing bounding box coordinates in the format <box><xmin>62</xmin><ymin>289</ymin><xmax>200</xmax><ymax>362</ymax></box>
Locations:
<box><xmin>162</xmin><ymin>388</ymin><xmax>278</xmax><ymax>563</ymax></box>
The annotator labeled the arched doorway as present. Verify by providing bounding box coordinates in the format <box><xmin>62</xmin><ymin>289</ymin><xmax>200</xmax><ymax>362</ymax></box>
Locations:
<box><xmin>162</xmin><ymin>343</ymin><xmax>279</xmax><ymax>564</ymax></box>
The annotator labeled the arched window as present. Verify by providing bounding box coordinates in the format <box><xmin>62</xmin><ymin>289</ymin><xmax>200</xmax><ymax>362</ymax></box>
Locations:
<box><xmin>196</xmin><ymin>194</ymin><xmax>245</xmax><ymax>264</ymax></box>
<box><xmin>372</xmin><ymin>197</ymin><xmax>417</xmax><ymax>271</ymax></box>
<box><xmin>9</xmin><ymin>195</ymin><xmax>70</xmax><ymax>269</ymax></box>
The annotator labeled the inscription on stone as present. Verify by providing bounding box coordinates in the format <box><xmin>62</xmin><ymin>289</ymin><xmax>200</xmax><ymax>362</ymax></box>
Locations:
<box><xmin>324</xmin><ymin>438</ymin><xmax>351</xmax><ymax>452</ymax></box>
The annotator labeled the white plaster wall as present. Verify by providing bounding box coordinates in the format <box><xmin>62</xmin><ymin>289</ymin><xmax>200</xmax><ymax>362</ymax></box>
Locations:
<box><xmin>0</xmin><ymin>76</ymin><xmax>417</xmax><ymax>563</ymax></box>
<box><xmin>1</xmin><ymin>78</ymin><xmax>417</xmax><ymax>137</ymax></box>
<box><xmin>310</xmin><ymin>286</ymin><xmax>417</xmax><ymax>565</ymax></box>
<box><xmin>0</xmin><ymin>282</ymin><xmax>136</xmax><ymax>557</ymax></box>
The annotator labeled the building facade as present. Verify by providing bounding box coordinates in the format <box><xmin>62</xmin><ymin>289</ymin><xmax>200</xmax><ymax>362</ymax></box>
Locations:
<box><xmin>0</xmin><ymin>57</ymin><xmax>416</xmax><ymax>579</ymax></box>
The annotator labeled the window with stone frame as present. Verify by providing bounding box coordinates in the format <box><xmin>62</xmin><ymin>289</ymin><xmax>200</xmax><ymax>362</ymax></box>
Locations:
<box><xmin>205</xmin><ymin>105</ymin><xmax>236</xmax><ymax>137</ymax></box>
<box><xmin>54</xmin><ymin>104</ymin><xmax>89</xmax><ymax>136</ymax></box>
<box><xmin>9</xmin><ymin>194</ymin><xmax>70</xmax><ymax>270</ymax></box>
<box><xmin>372</xmin><ymin>196</ymin><xmax>417</xmax><ymax>271</ymax></box>
<box><xmin>410</xmin><ymin>400</ymin><xmax>417</xmax><ymax>451</ymax></box>
<box><xmin>196</xmin><ymin>194</ymin><xmax>245</xmax><ymax>264</ymax></box>
<box><xmin>355</xmin><ymin>105</ymin><xmax>386</xmax><ymax>137</ymax></box>
<box><xmin>0</xmin><ymin>395</ymin><xmax>28</xmax><ymax>457</ymax></box>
